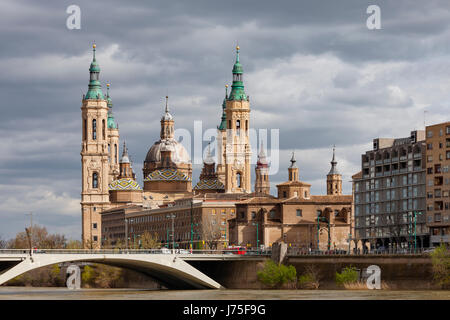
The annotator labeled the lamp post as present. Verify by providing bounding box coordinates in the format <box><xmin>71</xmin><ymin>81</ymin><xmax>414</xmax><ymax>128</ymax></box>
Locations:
<box><xmin>166</xmin><ymin>213</ymin><xmax>176</xmax><ymax>252</ymax></box>
<box><xmin>413</xmin><ymin>211</ymin><xmax>423</xmax><ymax>253</ymax></box>
<box><xmin>190</xmin><ymin>199</ymin><xmax>194</xmax><ymax>251</ymax></box>
<box><xmin>252</xmin><ymin>222</ymin><xmax>259</xmax><ymax>253</ymax></box>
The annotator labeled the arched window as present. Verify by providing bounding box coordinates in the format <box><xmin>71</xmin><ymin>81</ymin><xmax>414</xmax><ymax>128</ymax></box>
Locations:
<box><xmin>236</xmin><ymin>120</ymin><xmax>241</xmax><ymax>136</ymax></box>
<box><xmin>114</xmin><ymin>144</ymin><xmax>118</xmax><ymax>163</ymax></box>
<box><xmin>93</xmin><ymin>172</ymin><xmax>98</xmax><ymax>188</ymax></box>
<box><xmin>92</xmin><ymin>119</ymin><xmax>97</xmax><ymax>140</ymax></box>
<box><xmin>236</xmin><ymin>172</ymin><xmax>242</xmax><ymax>188</ymax></box>
<box><xmin>245</xmin><ymin>120</ymin><xmax>248</xmax><ymax>134</ymax></box>
<box><xmin>102</xmin><ymin>119</ymin><xmax>106</xmax><ymax>140</ymax></box>
<box><xmin>108</xmin><ymin>144</ymin><xmax>111</xmax><ymax>162</ymax></box>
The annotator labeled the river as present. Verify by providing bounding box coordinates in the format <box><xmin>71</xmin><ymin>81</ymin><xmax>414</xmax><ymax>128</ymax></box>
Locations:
<box><xmin>0</xmin><ymin>287</ymin><xmax>449</xmax><ymax>300</ymax></box>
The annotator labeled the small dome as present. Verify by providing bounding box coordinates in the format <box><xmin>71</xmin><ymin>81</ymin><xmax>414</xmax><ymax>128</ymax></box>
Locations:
<box><xmin>145</xmin><ymin>139</ymin><xmax>191</xmax><ymax>164</ymax></box>
<box><xmin>109</xmin><ymin>178</ymin><xmax>142</xmax><ymax>191</ymax></box>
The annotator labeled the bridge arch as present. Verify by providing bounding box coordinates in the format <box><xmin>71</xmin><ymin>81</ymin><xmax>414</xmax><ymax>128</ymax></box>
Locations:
<box><xmin>0</xmin><ymin>254</ymin><xmax>223</xmax><ymax>290</ymax></box>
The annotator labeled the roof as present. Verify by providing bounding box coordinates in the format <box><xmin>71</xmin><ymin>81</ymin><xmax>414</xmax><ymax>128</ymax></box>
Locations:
<box><xmin>194</xmin><ymin>178</ymin><xmax>224</xmax><ymax>190</ymax></box>
<box><xmin>144</xmin><ymin>168</ymin><xmax>191</xmax><ymax>182</ymax></box>
<box><xmin>352</xmin><ymin>171</ymin><xmax>362</xmax><ymax>179</ymax></box>
<box><xmin>276</xmin><ymin>180</ymin><xmax>311</xmax><ymax>187</ymax></box>
<box><xmin>109</xmin><ymin>178</ymin><xmax>142</xmax><ymax>191</ymax></box>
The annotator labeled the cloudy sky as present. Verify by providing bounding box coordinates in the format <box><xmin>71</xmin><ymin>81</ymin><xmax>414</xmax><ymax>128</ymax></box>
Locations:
<box><xmin>1</xmin><ymin>0</ymin><xmax>450</xmax><ymax>240</ymax></box>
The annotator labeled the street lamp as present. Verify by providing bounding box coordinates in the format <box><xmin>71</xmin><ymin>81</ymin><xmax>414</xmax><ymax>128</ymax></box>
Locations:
<box><xmin>252</xmin><ymin>222</ymin><xmax>259</xmax><ymax>253</ymax></box>
<box><xmin>166</xmin><ymin>213</ymin><xmax>176</xmax><ymax>252</ymax></box>
<box><xmin>413</xmin><ymin>211</ymin><xmax>423</xmax><ymax>253</ymax></box>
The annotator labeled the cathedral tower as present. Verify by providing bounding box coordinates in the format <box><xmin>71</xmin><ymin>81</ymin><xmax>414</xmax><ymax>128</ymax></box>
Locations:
<box><xmin>216</xmin><ymin>85</ymin><xmax>228</xmax><ymax>185</ymax></box>
<box><xmin>255</xmin><ymin>141</ymin><xmax>270</xmax><ymax>194</ymax></box>
<box><xmin>327</xmin><ymin>146</ymin><xmax>342</xmax><ymax>195</ymax></box>
<box><xmin>106</xmin><ymin>83</ymin><xmax>120</xmax><ymax>184</ymax></box>
<box><xmin>80</xmin><ymin>44</ymin><xmax>111</xmax><ymax>248</ymax></box>
<box><xmin>224</xmin><ymin>46</ymin><xmax>252</xmax><ymax>193</ymax></box>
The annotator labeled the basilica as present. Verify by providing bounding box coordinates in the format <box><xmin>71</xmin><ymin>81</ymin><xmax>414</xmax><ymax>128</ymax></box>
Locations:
<box><xmin>80</xmin><ymin>44</ymin><xmax>352</xmax><ymax>250</ymax></box>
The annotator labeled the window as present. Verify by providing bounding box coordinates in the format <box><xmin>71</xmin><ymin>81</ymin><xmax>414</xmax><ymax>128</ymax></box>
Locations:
<box><xmin>355</xmin><ymin>182</ymin><xmax>359</xmax><ymax>192</ymax></box>
<box><xmin>236</xmin><ymin>120</ymin><xmax>240</xmax><ymax>135</ymax></box>
<box><xmin>427</xmin><ymin>130</ymin><xmax>433</xmax><ymax>138</ymax></box>
<box><xmin>221</xmin><ymin>209</ymin><xmax>226</xmax><ymax>215</ymax></box>
<box><xmin>251</xmin><ymin>211</ymin><xmax>256</xmax><ymax>219</ymax></box>
<box><xmin>236</xmin><ymin>173</ymin><xmax>242</xmax><ymax>188</ymax></box>
<box><xmin>92</xmin><ymin>119</ymin><xmax>97</xmax><ymax>140</ymax></box>
<box><xmin>296</xmin><ymin>209</ymin><xmax>302</xmax><ymax>217</ymax></box>
<box><xmin>427</xmin><ymin>143</ymin><xmax>433</xmax><ymax>150</ymax></box>
<box><xmin>447</xmin><ymin>151</ymin><xmax>450</xmax><ymax>160</ymax></box>
<box><xmin>427</xmin><ymin>155</ymin><xmax>433</xmax><ymax>162</ymax></box>
<box><xmin>93</xmin><ymin>236</ymin><xmax>98</xmax><ymax>242</ymax></box>
<box><xmin>435</xmin><ymin>213</ymin><xmax>441</xmax><ymax>222</ymax></box>
<box><xmin>269</xmin><ymin>210</ymin><xmax>276</xmax><ymax>219</ymax></box>
<box><xmin>92</xmin><ymin>172</ymin><xmax>98</xmax><ymax>188</ymax></box>
<box><xmin>231</xmin><ymin>209</ymin><xmax>235</xmax><ymax>215</ymax></box>
<box><xmin>427</xmin><ymin>167</ymin><xmax>433</xmax><ymax>174</ymax></box>
<box><xmin>447</xmin><ymin>126</ymin><xmax>450</xmax><ymax>134</ymax></box>
<box><xmin>212</xmin><ymin>209</ymin><xmax>216</xmax><ymax>215</ymax></box>
<box><xmin>92</xmin><ymin>223</ymin><xmax>97</xmax><ymax>229</ymax></box>
<box><xmin>283</xmin><ymin>191</ymin><xmax>287</xmax><ymax>198</ymax></box>
<box><xmin>102</xmin><ymin>119</ymin><xmax>105</xmax><ymax>140</ymax></box>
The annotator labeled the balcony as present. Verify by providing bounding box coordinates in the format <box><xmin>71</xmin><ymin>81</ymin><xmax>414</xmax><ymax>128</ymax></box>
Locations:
<box><xmin>376</xmin><ymin>160</ymin><xmax>383</xmax><ymax>165</ymax></box>
<box><xmin>392</xmin><ymin>169</ymin><xmax>399</xmax><ymax>175</ymax></box>
<box><xmin>376</xmin><ymin>172</ymin><xmax>383</xmax><ymax>177</ymax></box>
<box><xmin>383</xmin><ymin>171</ymin><xmax>391</xmax><ymax>176</ymax></box>
<box><xmin>383</xmin><ymin>159</ymin><xmax>390</xmax><ymax>164</ymax></box>
<box><xmin>430</xmin><ymin>235</ymin><xmax>450</xmax><ymax>243</ymax></box>
<box><xmin>414</xmin><ymin>166</ymin><xmax>422</xmax><ymax>172</ymax></box>
<box><xmin>363</xmin><ymin>162</ymin><xmax>369</xmax><ymax>168</ymax></box>
<box><xmin>414</xmin><ymin>153</ymin><xmax>422</xmax><ymax>159</ymax></box>
<box><xmin>391</xmin><ymin>157</ymin><xmax>399</xmax><ymax>162</ymax></box>
<box><xmin>399</xmin><ymin>168</ymin><xmax>408</xmax><ymax>173</ymax></box>
<box><xmin>400</xmin><ymin>156</ymin><xmax>407</xmax><ymax>161</ymax></box>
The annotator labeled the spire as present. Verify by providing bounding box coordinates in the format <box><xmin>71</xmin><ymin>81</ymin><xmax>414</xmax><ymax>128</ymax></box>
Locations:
<box><xmin>120</xmin><ymin>141</ymin><xmax>130</xmax><ymax>164</ymax></box>
<box><xmin>218</xmin><ymin>84</ymin><xmax>228</xmax><ymax>130</ymax></box>
<box><xmin>289</xmin><ymin>151</ymin><xmax>297</xmax><ymax>168</ymax></box>
<box><xmin>106</xmin><ymin>83</ymin><xmax>118</xmax><ymax>129</ymax></box>
<box><xmin>328</xmin><ymin>145</ymin><xmax>340</xmax><ymax>175</ymax></box>
<box><xmin>256</xmin><ymin>140</ymin><xmax>268</xmax><ymax>168</ymax></box>
<box><xmin>161</xmin><ymin>95</ymin><xmax>173</xmax><ymax>121</ymax></box>
<box><xmin>204</xmin><ymin>141</ymin><xmax>215</xmax><ymax>165</ymax></box>
<box><xmin>229</xmin><ymin>45</ymin><xmax>247</xmax><ymax>101</ymax></box>
<box><xmin>85</xmin><ymin>43</ymin><xmax>104</xmax><ymax>100</ymax></box>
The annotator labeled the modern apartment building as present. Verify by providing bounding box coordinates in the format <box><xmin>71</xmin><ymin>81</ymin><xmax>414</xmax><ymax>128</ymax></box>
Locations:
<box><xmin>352</xmin><ymin>130</ymin><xmax>429</xmax><ymax>251</ymax></box>
<box><xmin>425</xmin><ymin>122</ymin><xmax>450</xmax><ymax>246</ymax></box>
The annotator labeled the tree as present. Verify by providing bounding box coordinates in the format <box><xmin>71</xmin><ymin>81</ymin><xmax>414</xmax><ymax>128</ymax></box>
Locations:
<box><xmin>140</xmin><ymin>231</ymin><xmax>160</xmax><ymax>249</ymax></box>
<box><xmin>257</xmin><ymin>260</ymin><xmax>297</xmax><ymax>289</ymax></box>
<box><xmin>9</xmin><ymin>225</ymin><xmax>66</xmax><ymax>249</ymax></box>
<box><xmin>65</xmin><ymin>240</ymin><xmax>83</xmax><ymax>249</ymax></box>
<box><xmin>0</xmin><ymin>235</ymin><xmax>6</xmax><ymax>249</ymax></box>
<box><xmin>201</xmin><ymin>214</ymin><xmax>223</xmax><ymax>250</ymax></box>
<box><xmin>430</xmin><ymin>244</ymin><xmax>450</xmax><ymax>289</ymax></box>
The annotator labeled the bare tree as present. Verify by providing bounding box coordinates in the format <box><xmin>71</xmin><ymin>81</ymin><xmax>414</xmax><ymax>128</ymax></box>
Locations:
<box><xmin>0</xmin><ymin>235</ymin><xmax>7</xmax><ymax>249</ymax></box>
<box><xmin>10</xmin><ymin>225</ymin><xmax>66</xmax><ymax>249</ymax></box>
<box><xmin>201</xmin><ymin>215</ymin><xmax>223</xmax><ymax>250</ymax></box>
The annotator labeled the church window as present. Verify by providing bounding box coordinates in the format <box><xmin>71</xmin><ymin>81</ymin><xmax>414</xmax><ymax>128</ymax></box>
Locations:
<box><xmin>229</xmin><ymin>120</ymin><xmax>232</xmax><ymax>129</ymax></box>
<box><xmin>92</xmin><ymin>119</ymin><xmax>97</xmax><ymax>140</ymax></box>
<box><xmin>236</xmin><ymin>120</ymin><xmax>241</xmax><ymax>136</ymax></box>
<box><xmin>114</xmin><ymin>144</ymin><xmax>118</xmax><ymax>163</ymax></box>
<box><xmin>296</xmin><ymin>209</ymin><xmax>302</xmax><ymax>217</ymax></box>
<box><xmin>269</xmin><ymin>210</ymin><xmax>276</xmax><ymax>219</ymax></box>
<box><xmin>236</xmin><ymin>172</ymin><xmax>242</xmax><ymax>188</ymax></box>
<box><xmin>102</xmin><ymin>119</ymin><xmax>106</xmax><ymax>140</ymax></box>
<box><xmin>93</xmin><ymin>223</ymin><xmax>97</xmax><ymax>229</ymax></box>
<box><xmin>93</xmin><ymin>172</ymin><xmax>98</xmax><ymax>188</ymax></box>
<box><xmin>283</xmin><ymin>191</ymin><xmax>287</xmax><ymax>198</ymax></box>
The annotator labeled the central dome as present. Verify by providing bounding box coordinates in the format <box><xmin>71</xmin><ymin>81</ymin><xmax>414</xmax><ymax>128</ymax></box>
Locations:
<box><xmin>145</xmin><ymin>138</ymin><xmax>191</xmax><ymax>164</ymax></box>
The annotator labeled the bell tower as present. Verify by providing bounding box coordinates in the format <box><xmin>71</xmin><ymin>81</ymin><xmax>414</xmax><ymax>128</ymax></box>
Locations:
<box><xmin>225</xmin><ymin>45</ymin><xmax>252</xmax><ymax>193</ymax></box>
<box><xmin>327</xmin><ymin>146</ymin><xmax>342</xmax><ymax>195</ymax></box>
<box><xmin>255</xmin><ymin>141</ymin><xmax>270</xmax><ymax>194</ymax></box>
<box><xmin>80</xmin><ymin>44</ymin><xmax>110</xmax><ymax>248</ymax></box>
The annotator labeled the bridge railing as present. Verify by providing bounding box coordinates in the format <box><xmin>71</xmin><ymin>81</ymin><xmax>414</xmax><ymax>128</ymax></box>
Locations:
<box><xmin>0</xmin><ymin>248</ymin><xmax>272</xmax><ymax>256</ymax></box>
<box><xmin>286</xmin><ymin>247</ymin><xmax>433</xmax><ymax>256</ymax></box>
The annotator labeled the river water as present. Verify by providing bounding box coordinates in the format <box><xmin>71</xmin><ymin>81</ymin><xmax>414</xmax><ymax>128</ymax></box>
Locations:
<box><xmin>0</xmin><ymin>287</ymin><xmax>449</xmax><ymax>300</ymax></box>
